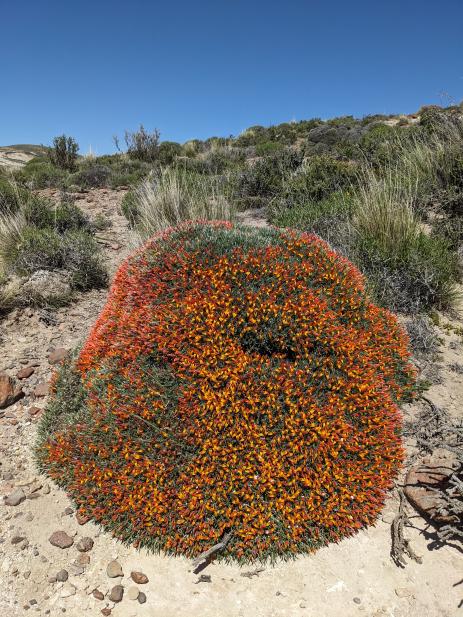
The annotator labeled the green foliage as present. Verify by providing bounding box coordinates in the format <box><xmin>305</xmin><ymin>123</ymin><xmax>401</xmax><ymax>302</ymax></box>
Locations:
<box><xmin>0</xmin><ymin>177</ymin><xmax>30</xmax><ymax>214</ymax></box>
<box><xmin>354</xmin><ymin>231</ymin><xmax>460</xmax><ymax>313</ymax></box>
<box><xmin>120</xmin><ymin>125</ymin><xmax>160</xmax><ymax>162</ymax></box>
<box><xmin>17</xmin><ymin>158</ymin><xmax>69</xmax><ymax>189</ymax></box>
<box><xmin>22</xmin><ymin>195</ymin><xmax>90</xmax><ymax>233</ymax></box>
<box><xmin>235</xmin><ymin>149</ymin><xmax>302</xmax><ymax>206</ymax></box>
<box><xmin>70</xmin><ymin>164</ymin><xmax>111</xmax><ymax>188</ymax></box>
<box><xmin>48</xmin><ymin>135</ymin><xmax>79</xmax><ymax>171</ymax></box>
<box><xmin>158</xmin><ymin>141</ymin><xmax>182</xmax><ymax>166</ymax></box>
<box><xmin>121</xmin><ymin>190</ymin><xmax>139</xmax><ymax>225</ymax></box>
<box><xmin>3</xmin><ymin>226</ymin><xmax>107</xmax><ymax>291</ymax></box>
<box><xmin>276</xmin><ymin>155</ymin><xmax>358</xmax><ymax>208</ymax></box>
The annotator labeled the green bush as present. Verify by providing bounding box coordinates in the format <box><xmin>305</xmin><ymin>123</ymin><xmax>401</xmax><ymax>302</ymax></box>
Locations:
<box><xmin>235</xmin><ymin>149</ymin><xmax>302</xmax><ymax>204</ymax></box>
<box><xmin>17</xmin><ymin>159</ymin><xmax>69</xmax><ymax>189</ymax></box>
<box><xmin>23</xmin><ymin>196</ymin><xmax>90</xmax><ymax>232</ymax></box>
<box><xmin>48</xmin><ymin>135</ymin><xmax>79</xmax><ymax>171</ymax></box>
<box><xmin>158</xmin><ymin>141</ymin><xmax>182</xmax><ymax>166</ymax></box>
<box><xmin>354</xmin><ymin>231</ymin><xmax>460</xmax><ymax>313</ymax></box>
<box><xmin>70</xmin><ymin>164</ymin><xmax>111</xmax><ymax>188</ymax></box>
<box><xmin>119</xmin><ymin>125</ymin><xmax>160</xmax><ymax>163</ymax></box>
<box><xmin>276</xmin><ymin>155</ymin><xmax>358</xmax><ymax>209</ymax></box>
<box><xmin>0</xmin><ymin>177</ymin><xmax>30</xmax><ymax>214</ymax></box>
<box><xmin>2</xmin><ymin>226</ymin><xmax>106</xmax><ymax>291</ymax></box>
<box><xmin>120</xmin><ymin>190</ymin><xmax>139</xmax><ymax>225</ymax></box>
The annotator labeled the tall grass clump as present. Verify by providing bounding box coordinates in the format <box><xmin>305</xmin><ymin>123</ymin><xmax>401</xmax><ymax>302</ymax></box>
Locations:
<box><xmin>126</xmin><ymin>167</ymin><xmax>234</xmax><ymax>240</ymax></box>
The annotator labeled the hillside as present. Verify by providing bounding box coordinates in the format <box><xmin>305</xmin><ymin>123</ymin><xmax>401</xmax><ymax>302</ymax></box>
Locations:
<box><xmin>0</xmin><ymin>144</ymin><xmax>47</xmax><ymax>170</ymax></box>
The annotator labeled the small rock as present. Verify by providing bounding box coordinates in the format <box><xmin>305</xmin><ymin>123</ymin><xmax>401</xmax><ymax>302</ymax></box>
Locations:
<box><xmin>11</xmin><ymin>535</ymin><xmax>26</xmax><ymax>545</ymax></box>
<box><xmin>49</xmin><ymin>530</ymin><xmax>74</xmax><ymax>549</ymax></box>
<box><xmin>0</xmin><ymin>372</ymin><xmax>24</xmax><ymax>409</ymax></box>
<box><xmin>92</xmin><ymin>589</ymin><xmax>104</xmax><ymax>601</ymax></box>
<box><xmin>23</xmin><ymin>570</ymin><xmax>31</xmax><ymax>579</ymax></box>
<box><xmin>106</xmin><ymin>560</ymin><xmax>123</xmax><ymax>578</ymax></box>
<box><xmin>127</xmin><ymin>586</ymin><xmax>139</xmax><ymax>600</ymax></box>
<box><xmin>101</xmin><ymin>609</ymin><xmax>111</xmax><ymax>616</ymax></box>
<box><xmin>56</xmin><ymin>569</ymin><xmax>68</xmax><ymax>582</ymax></box>
<box><xmin>138</xmin><ymin>592</ymin><xmax>146</xmax><ymax>604</ymax></box>
<box><xmin>60</xmin><ymin>582</ymin><xmax>76</xmax><ymax>598</ymax></box>
<box><xmin>76</xmin><ymin>537</ymin><xmax>94</xmax><ymax>552</ymax></box>
<box><xmin>34</xmin><ymin>382</ymin><xmax>50</xmax><ymax>398</ymax></box>
<box><xmin>108</xmin><ymin>585</ymin><xmax>124</xmax><ymax>603</ymax></box>
<box><xmin>17</xmin><ymin>366</ymin><xmax>35</xmax><ymax>380</ymax></box>
<box><xmin>42</xmin><ymin>484</ymin><xmax>50</xmax><ymax>495</ymax></box>
<box><xmin>28</xmin><ymin>406</ymin><xmax>42</xmax><ymax>417</ymax></box>
<box><xmin>29</xmin><ymin>599</ymin><xmax>37</xmax><ymax>606</ymax></box>
<box><xmin>4</xmin><ymin>488</ymin><xmax>26</xmax><ymax>506</ymax></box>
<box><xmin>48</xmin><ymin>575</ymin><xmax>57</xmax><ymax>583</ymax></box>
<box><xmin>353</xmin><ymin>597</ymin><xmax>362</xmax><ymax>604</ymax></box>
<box><xmin>62</xmin><ymin>506</ymin><xmax>74</xmax><ymax>516</ymax></box>
<box><xmin>48</xmin><ymin>348</ymin><xmax>68</xmax><ymax>365</ymax></box>
<box><xmin>25</xmin><ymin>512</ymin><xmax>34</xmax><ymax>521</ymax></box>
<box><xmin>131</xmin><ymin>571</ymin><xmax>148</xmax><ymax>584</ymax></box>
<box><xmin>68</xmin><ymin>564</ymin><xmax>85</xmax><ymax>576</ymax></box>
<box><xmin>75</xmin><ymin>553</ymin><xmax>90</xmax><ymax>565</ymax></box>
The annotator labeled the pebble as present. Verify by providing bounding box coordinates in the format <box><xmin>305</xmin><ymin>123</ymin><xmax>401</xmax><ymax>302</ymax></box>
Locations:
<box><xmin>11</xmin><ymin>535</ymin><xmax>26</xmax><ymax>545</ymax></box>
<box><xmin>353</xmin><ymin>597</ymin><xmax>362</xmax><ymax>604</ymax></box>
<box><xmin>49</xmin><ymin>530</ymin><xmax>74</xmax><ymax>549</ymax></box>
<box><xmin>75</xmin><ymin>511</ymin><xmax>90</xmax><ymax>525</ymax></box>
<box><xmin>92</xmin><ymin>589</ymin><xmax>104</xmax><ymax>600</ymax></box>
<box><xmin>4</xmin><ymin>487</ymin><xmax>26</xmax><ymax>506</ymax></box>
<box><xmin>75</xmin><ymin>553</ymin><xmax>90</xmax><ymax>565</ymax></box>
<box><xmin>34</xmin><ymin>382</ymin><xmax>49</xmax><ymax>397</ymax></box>
<box><xmin>25</xmin><ymin>513</ymin><xmax>34</xmax><ymax>521</ymax></box>
<box><xmin>76</xmin><ymin>537</ymin><xmax>94</xmax><ymax>552</ymax></box>
<box><xmin>56</xmin><ymin>569</ymin><xmax>68</xmax><ymax>582</ymax></box>
<box><xmin>101</xmin><ymin>609</ymin><xmax>111</xmax><ymax>616</ymax></box>
<box><xmin>127</xmin><ymin>586</ymin><xmax>139</xmax><ymax>600</ymax></box>
<box><xmin>60</xmin><ymin>582</ymin><xmax>76</xmax><ymax>598</ymax></box>
<box><xmin>131</xmin><ymin>571</ymin><xmax>148</xmax><ymax>584</ymax></box>
<box><xmin>17</xmin><ymin>366</ymin><xmax>35</xmax><ymax>379</ymax></box>
<box><xmin>48</xmin><ymin>348</ymin><xmax>69</xmax><ymax>365</ymax></box>
<box><xmin>109</xmin><ymin>585</ymin><xmax>124</xmax><ymax>602</ymax></box>
<box><xmin>106</xmin><ymin>560</ymin><xmax>123</xmax><ymax>578</ymax></box>
<box><xmin>138</xmin><ymin>592</ymin><xmax>147</xmax><ymax>604</ymax></box>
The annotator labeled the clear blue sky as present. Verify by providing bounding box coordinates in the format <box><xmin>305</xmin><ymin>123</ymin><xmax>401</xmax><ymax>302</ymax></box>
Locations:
<box><xmin>1</xmin><ymin>0</ymin><xmax>462</xmax><ymax>154</ymax></box>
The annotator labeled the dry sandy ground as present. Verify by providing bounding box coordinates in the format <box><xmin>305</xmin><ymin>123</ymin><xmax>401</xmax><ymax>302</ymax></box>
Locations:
<box><xmin>0</xmin><ymin>190</ymin><xmax>462</xmax><ymax>617</ymax></box>
<box><xmin>0</xmin><ymin>148</ymin><xmax>39</xmax><ymax>170</ymax></box>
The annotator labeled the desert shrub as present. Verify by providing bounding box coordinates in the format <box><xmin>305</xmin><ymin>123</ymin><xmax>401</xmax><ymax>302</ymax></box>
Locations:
<box><xmin>48</xmin><ymin>135</ymin><xmax>79</xmax><ymax>171</ymax></box>
<box><xmin>270</xmin><ymin>191</ymin><xmax>354</xmax><ymax>248</ymax></box>
<box><xmin>17</xmin><ymin>158</ymin><xmax>69</xmax><ymax>189</ymax></box>
<box><xmin>128</xmin><ymin>168</ymin><xmax>233</xmax><ymax>238</ymax></box>
<box><xmin>120</xmin><ymin>190</ymin><xmax>139</xmax><ymax>225</ymax></box>
<box><xmin>0</xmin><ymin>177</ymin><xmax>31</xmax><ymax>214</ymax></box>
<box><xmin>2</xmin><ymin>226</ymin><xmax>106</xmax><ymax>291</ymax></box>
<box><xmin>405</xmin><ymin>315</ymin><xmax>439</xmax><ymax>359</ymax></box>
<box><xmin>235</xmin><ymin>149</ymin><xmax>302</xmax><ymax>205</ymax></box>
<box><xmin>71</xmin><ymin>164</ymin><xmax>111</xmax><ymax>188</ymax></box>
<box><xmin>158</xmin><ymin>141</ymin><xmax>182</xmax><ymax>166</ymax></box>
<box><xmin>119</xmin><ymin>125</ymin><xmax>160</xmax><ymax>163</ymax></box>
<box><xmin>36</xmin><ymin>222</ymin><xmax>416</xmax><ymax>562</ymax></box>
<box><xmin>22</xmin><ymin>196</ymin><xmax>90</xmax><ymax>233</ymax></box>
<box><xmin>275</xmin><ymin>155</ymin><xmax>358</xmax><ymax>209</ymax></box>
<box><xmin>354</xmin><ymin>231</ymin><xmax>459</xmax><ymax>313</ymax></box>
<box><xmin>255</xmin><ymin>141</ymin><xmax>284</xmax><ymax>156</ymax></box>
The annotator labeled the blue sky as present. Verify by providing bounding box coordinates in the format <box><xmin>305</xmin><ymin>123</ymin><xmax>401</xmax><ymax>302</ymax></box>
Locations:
<box><xmin>1</xmin><ymin>0</ymin><xmax>462</xmax><ymax>154</ymax></box>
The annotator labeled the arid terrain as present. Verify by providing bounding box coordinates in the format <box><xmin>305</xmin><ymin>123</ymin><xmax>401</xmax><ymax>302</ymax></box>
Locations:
<box><xmin>0</xmin><ymin>188</ymin><xmax>462</xmax><ymax>617</ymax></box>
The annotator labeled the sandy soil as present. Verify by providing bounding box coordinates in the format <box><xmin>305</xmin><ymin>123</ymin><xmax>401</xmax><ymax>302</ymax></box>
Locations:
<box><xmin>0</xmin><ymin>192</ymin><xmax>462</xmax><ymax>616</ymax></box>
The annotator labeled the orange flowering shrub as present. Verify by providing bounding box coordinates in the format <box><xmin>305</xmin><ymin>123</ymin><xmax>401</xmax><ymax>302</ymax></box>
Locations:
<box><xmin>37</xmin><ymin>221</ymin><xmax>416</xmax><ymax>561</ymax></box>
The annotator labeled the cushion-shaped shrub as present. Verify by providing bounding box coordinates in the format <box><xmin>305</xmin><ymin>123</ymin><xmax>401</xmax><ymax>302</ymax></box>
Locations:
<box><xmin>37</xmin><ymin>221</ymin><xmax>416</xmax><ymax>562</ymax></box>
